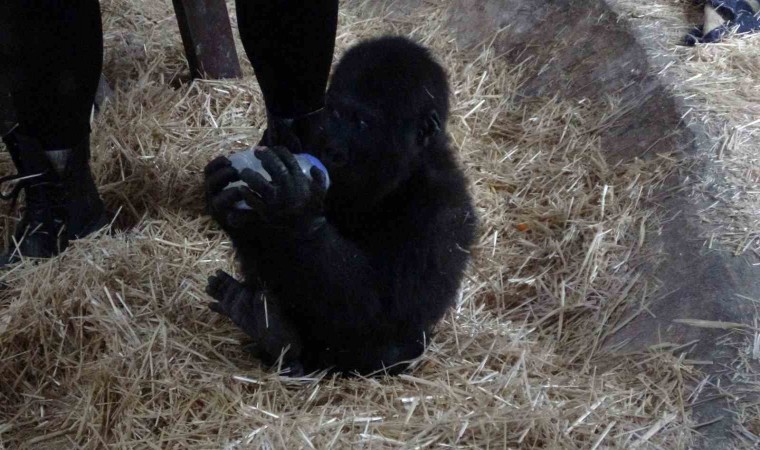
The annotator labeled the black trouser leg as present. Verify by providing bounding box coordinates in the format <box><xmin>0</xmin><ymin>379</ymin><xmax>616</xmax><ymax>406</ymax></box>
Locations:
<box><xmin>0</xmin><ymin>1</ymin><xmax>105</xmax><ymax>265</ymax></box>
<box><xmin>235</xmin><ymin>0</ymin><xmax>339</xmax><ymax>118</ymax></box>
<box><xmin>0</xmin><ymin>0</ymin><xmax>103</xmax><ymax>150</ymax></box>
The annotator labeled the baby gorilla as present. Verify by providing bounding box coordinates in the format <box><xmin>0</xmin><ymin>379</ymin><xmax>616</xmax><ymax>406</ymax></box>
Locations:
<box><xmin>204</xmin><ymin>36</ymin><xmax>476</xmax><ymax>375</ymax></box>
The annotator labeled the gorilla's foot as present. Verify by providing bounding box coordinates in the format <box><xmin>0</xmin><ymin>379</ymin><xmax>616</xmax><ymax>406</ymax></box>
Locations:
<box><xmin>206</xmin><ymin>269</ymin><xmax>305</xmax><ymax>375</ymax></box>
<box><xmin>0</xmin><ymin>132</ymin><xmax>107</xmax><ymax>267</ymax></box>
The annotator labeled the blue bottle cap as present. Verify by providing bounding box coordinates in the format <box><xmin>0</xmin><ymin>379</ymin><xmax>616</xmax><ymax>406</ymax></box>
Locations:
<box><xmin>299</xmin><ymin>153</ymin><xmax>330</xmax><ymax>189</ymax></box>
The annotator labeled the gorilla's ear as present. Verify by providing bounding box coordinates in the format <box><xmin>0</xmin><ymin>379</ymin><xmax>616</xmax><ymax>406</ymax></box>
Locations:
<box><xmin>418</xmin><ymin>109</ymin><xmax>442</xmax><ymax>147</ymax></box>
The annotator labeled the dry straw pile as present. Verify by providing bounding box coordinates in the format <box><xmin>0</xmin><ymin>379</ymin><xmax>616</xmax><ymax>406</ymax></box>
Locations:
<box><xmin>681</xmin><ymin>31</ymin><xmax>760</xmax><ymax>257</ymax></box>
<box><xmin>613</xmin><ymin>0</ymin><xmax>760</xmax><ymax>257</ymax></box>
<box><xmin>613</xmin><ymin>1</ymin><xmax>760</xmax><ymax>441</ymax></box>
<box><xmin>0</xmin><ymin>0</ymin><xmax>716</xmax><ymax>448</ymax></box>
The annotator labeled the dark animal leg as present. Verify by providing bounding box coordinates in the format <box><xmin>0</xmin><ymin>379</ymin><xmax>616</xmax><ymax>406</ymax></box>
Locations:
<box><xmin>207</xmin><ymin>270</ymin><xmax>303</xmax><ymax>375</ymax></box>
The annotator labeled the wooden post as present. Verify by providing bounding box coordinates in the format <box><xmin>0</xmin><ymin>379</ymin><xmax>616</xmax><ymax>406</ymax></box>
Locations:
<box><xmin>172</xmin><ymin>0</ymin><xmax>242</xmax><ymax>79</ymax></box>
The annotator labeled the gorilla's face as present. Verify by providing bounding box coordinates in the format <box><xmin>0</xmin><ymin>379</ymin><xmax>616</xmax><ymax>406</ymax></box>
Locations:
<box><xmin>321</xmin><ymin>86</ymin><xmax>421</xmax><ymax>206</ymax></box>
<box><xmin>319</xmin><ymin>36</ymin><xmax>450</xmax><ymax>208</ymax></box>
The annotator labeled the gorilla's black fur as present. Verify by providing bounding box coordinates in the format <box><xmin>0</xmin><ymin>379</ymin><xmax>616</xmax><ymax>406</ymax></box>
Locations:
<box><xmin>205</xmin><ymin>36</ymin><xmax>476</xmax><ymax>375</ymax></box>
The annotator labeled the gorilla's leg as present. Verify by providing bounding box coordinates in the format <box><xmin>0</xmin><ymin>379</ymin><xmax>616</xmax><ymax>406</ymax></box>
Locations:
<box><xmin>234</xmin><ymin>0</ymin><xmax>338</xmax><ymax>151</ymax></box>
<box><xmin>0</xmin><ymin>1</ymin><xmax>106</xmax><ymax>266</ymax></box>
<box><xmin>207</xmin><ymin>270</ymin><xmax>304</xmax><ymax>375</ymax></box>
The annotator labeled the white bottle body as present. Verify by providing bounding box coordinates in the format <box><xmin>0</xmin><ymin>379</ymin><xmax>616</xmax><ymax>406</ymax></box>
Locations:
<box><xmin>224</xmin><ymin>148</ymin><xmax>330</xmax><ymax>210</ymax></box>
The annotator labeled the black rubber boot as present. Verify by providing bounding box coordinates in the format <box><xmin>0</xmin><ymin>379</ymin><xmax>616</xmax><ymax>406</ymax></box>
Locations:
<box><xmin>0</xmin><ymin>132</ymin><xmax>107</xmax><ymax>266</ymax></box>
<box><xmin>258</xmin><ymin>108</ymin><xmax>326</xmax><ymax>154</ymax></box>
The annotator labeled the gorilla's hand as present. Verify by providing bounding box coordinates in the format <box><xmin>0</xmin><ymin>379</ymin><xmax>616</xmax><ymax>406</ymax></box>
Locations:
<box><xmin>239</xmin><ymin>147</ymin><xmax>328</xmax><ymax>238</ymax></box>
<box><xmin>204</xmin><ymin>156</ymin><xmax>262</xmax><ymax>232</ymax></box>
<box><xmin>207</xmin><ymin>270</ymin><xmax>260</xmax><ymax>337</ymax></box>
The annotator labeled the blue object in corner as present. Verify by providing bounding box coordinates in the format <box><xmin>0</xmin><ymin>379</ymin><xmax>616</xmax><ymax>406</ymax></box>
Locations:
<box><xmin>684</xmin><ymin>0</ymin><xmax>760</xmax><ymax>45</ymax></box>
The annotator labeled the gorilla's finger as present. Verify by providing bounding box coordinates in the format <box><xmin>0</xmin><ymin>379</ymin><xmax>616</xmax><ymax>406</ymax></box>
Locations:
<box><xmin>310</xmin><ymin>166</ymin><xmax>328</xmax><ymax>193</ymax></box>
<box><xmin>212</xmin><ymin>188</ymin><xmax>244</xmax><ymax>212</ymax></box>
<box><xmin>215</xmin><ymin>269</ymin><xmax>235</xmax><ymax>283</ymax></box>
<box><xmin>214</xmin><ymin>270</ymin><xmax>241</xmax><ymax>299</ymax></box>
<box><xmin>257</xmin><ymin>149</ymin><xmax>291</xmax><ymax>188</ymax></box>
<box><xmin>208</xmin><ymin>302</ymin><xmax>225</xmax><ymax>314</ymax></box>
<box><xmin>208</xmin><ymin>271</ymin><xmax>233</xmax><ymax>304</ymax></box>
<box><xmin>206</xmin><ymin>274</ymin><xmax>224</xmax><ymax>299</ymax></box>
<box><xmin>222</xmin><ymin>282</ymin><xmax>238</xmax><ymax>304</ymax></box>
<box><xmin>240</xmin><ymin>169</ymin><xmax>277</xmax><ymax>204</ymax></box>
<box><xmin>205</xmin><ymin>166</ymin><xmax>239</xmax><ymax>194</ymax></box>
<box><xmin>239</xmin><ymin>187</ymin><xmax>266</xmax><ymax>211</ymax></box>
<box><xmin>204</xmin><ymin>156</ymin><xmax>231</xmax><ymax>176</ymax></box>
<box><xmin>271</xmin><ymin>146</ymin><xmax>302</xmax><ymax>177</ymax></box>
<box><xmin>226</xmin><ymin>209</ymin><xmax>257</xmax><ymax>229</ymax></box>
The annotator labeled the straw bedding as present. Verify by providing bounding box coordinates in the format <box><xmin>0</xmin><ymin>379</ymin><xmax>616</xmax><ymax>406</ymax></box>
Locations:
<box><xmin>613</xmin><ymin>1</ymin><xmax>760</xmax><ymax>443</ymax></box>
<box><xmin>612</xmin><ymin>0</ymin><xmax>760</xmax><ymax>257</ymax></box>
<box><xmin>4</xmin><ymin>0</ymin><xmax>754</xmax><ymax>447</ymax></box>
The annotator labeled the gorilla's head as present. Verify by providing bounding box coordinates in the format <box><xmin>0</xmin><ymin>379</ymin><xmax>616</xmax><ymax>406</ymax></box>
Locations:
<box><xmin>322</xmin><ymin>36</ymin><xmax>450</xmax><ymax>206</ymax></box>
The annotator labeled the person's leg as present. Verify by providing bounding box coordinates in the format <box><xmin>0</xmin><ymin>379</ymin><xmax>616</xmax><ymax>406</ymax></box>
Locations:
<box><xmin>0</xmin><ymin>0</ymin><xmax>106</xmax><ymax>265</ymax></box>
<box><xmin>235</xmin><ymin>0</ymin><xmax>339</xmax><ymax>151</ymax></box>
<box><xmin>3</xmin><ymin>1</ymin><xmax>103</xmax><ymax>149</ymax></box>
